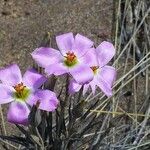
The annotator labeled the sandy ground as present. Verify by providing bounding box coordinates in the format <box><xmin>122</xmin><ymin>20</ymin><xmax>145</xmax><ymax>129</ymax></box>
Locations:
<box><xmin>0</xmin><ymin>0</ymin><xmax>114</xmax><ymax>148</ymax></box>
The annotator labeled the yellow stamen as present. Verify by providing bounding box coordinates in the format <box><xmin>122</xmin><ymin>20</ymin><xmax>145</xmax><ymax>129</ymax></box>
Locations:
<box><xmin>13</xmin><ymin>82</ymin><xmax>26</xmax><ymax>97</ymax></box>
<box><xmin>65</xmin><ymin>52</ymin><xmax>76</xmax><ymax>62</ymax></box>
<box><xmin>90</xmin><ymin>66</ymin><xmax>99</xmax><ymax>74</ymax></box>
<box><xmin>64</xmin><ymin>51</ymin><xmax>78</xmax><ymax>67</ymax></box>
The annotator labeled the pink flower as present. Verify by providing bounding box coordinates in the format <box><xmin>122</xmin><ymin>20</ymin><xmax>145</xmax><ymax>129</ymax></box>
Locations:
<box><xmin>0</xmin><ymin>64</ymin><xmax>58</xmax><ymax>125</ymax></box>
<box><xmin>31</xmin><ymin>32</ymin><xmax>94</xmax><ymax>84</ymax></box>
<box><xmin>69</xmin><ymin>41</ymin><xmax>117</xmax><ymax>97</ymax></box>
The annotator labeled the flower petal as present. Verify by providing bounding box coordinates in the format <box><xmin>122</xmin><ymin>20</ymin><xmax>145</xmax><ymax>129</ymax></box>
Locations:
<box><xmin>73</xmin><ymin>34</ymin><xmax>94</xmax><ymax>57</ymax></box>
<box><xmin>68</xmin><ymin>79</ymin><xmax>82</xmax><ymax>94</ymax></box>
<box><xmin>96</xmin><ymin>66</ymin><xmax>116</xmax><ymax>97</ymax></box>
<box><xmin>83</xmin><ymin>77</ymin><xmax>97</xmax><ymax>95</ymax></box>
<box><xmin>23</xmin><ymin>69</ymin><xmax>47</xmax><ymax>90</ymax></box>
<box><xmin>31</xmin><ymin>47</ymin><xmax>62</xmax><ymax>68</ymax></box>
<box><xmin>0</xmin><ymin>84</ymin><xmax>14</xmax><ymax>104</ymax></box>
<box><xmin>99</xmin><ymin>65</ymin><xmax>116</xmax><ymax>87</ymax></box>
<box><xmin>80</xmin><ymin>48</ymin><xmax>98</xmax><ymax>67</ymax></box>
<box><xmin>56</xmin><ymin>32</ymin><xmax>74</xmax><ymax>55</ymax></box>
<box><xmin>27</xmin><ymin>90</ymin><xmax>58</xmax><ymax>112</ymax></box>
<box><xmin>83</xmin><ymin>84</ymin><xmax>90</xmax><ymax>95</ymax></box>
<box><xmin>7</xmin><ymin>101</ymin><xmax>30</xmax><ymax>125</ymax></box>
<box><xmin>97</xmin><ymin>80</ymin><xmax>113</xmax><ymax>97</ymax></box>
<box><xmin>45</xmin><ymin>63</ymin><xmax>68</xmax><ymax>76</ymax></box>
<box><xmin>69</xmin><ymin>64</ymin><xmax>94</xmax><ymax>84</ymax></box>
<box><xmin>0</xmin><ymin>64</ymin><xmax>22</xmax><ymax>86</ymax></box>
<box><xmin>89</xmin><ymin>80</ymin><xmax>97</xmax><ymax>94</ymax></box>
<box><xmin>96</xmin><ymin>41</ymin><xmax>115</xmax><ymax>67</ymax></box>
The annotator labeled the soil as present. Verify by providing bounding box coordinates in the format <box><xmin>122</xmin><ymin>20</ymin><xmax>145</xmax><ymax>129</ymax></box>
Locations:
<box><xmin>0</xmin><ymin>0</ymin><xmax>114</xmax><ymax>149</ymax></box>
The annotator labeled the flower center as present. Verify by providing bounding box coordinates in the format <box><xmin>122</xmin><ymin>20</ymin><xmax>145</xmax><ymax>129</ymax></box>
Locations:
<box><xmin>13</xmin><ymin>82</ymin><xmax>30</xmax><ymax>101</ymax></box>
<box><xmin>90</xmin><ymin>66</ymin><xmax>99</xmax><ymax>74</ymax></box>
<box><xmin>64</xmin><ymin>51</ymin><xmax>78</xmax><ymax>67</ymax></box>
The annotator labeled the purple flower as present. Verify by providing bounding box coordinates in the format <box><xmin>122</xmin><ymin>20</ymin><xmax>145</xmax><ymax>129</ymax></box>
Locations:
<box><xmin>0</xmin><ymin>64</ymin><xmax>58</xmax><ymax>125</ymax></box>
<box><xmin>31</xmin><ymin>32</ymin><xmax>94</xmax><ymax>84</ymax></box>
<box><xmin>69</xmin><ymin>41</ymin><xmax>117</xmax><ymax>97</ymax></box>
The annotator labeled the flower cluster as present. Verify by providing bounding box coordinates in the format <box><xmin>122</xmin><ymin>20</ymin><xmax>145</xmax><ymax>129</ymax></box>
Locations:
<box><xmin>32</xmin><ymin>32</ymin><xmax>116</xmax><ymax>97</ymax></box>
<box><xmin>0</xmin><ymin>32</ymin><xmax>116</xmax><ymax>125</ymax></box>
